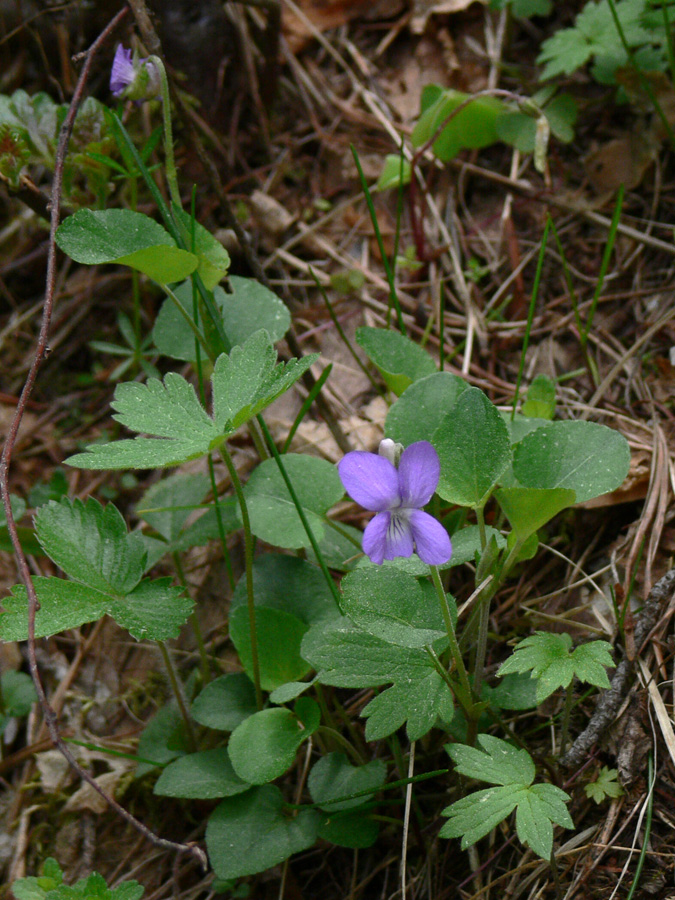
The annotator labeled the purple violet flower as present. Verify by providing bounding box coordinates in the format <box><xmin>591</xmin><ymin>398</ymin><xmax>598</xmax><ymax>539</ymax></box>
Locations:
<box><xmin>110</xmin><ymin>45</ymin><xmax>160</xmax><ymax>101</ymax></box>
<box><xmin>110</xmin><ymin>45</ymin><xmax>137</xmax><ymax>98</ymax></box>
<box><xmin>338</xmin><ymin>439</ymin><xmax>452</xmax><ymax>566</ymax></box>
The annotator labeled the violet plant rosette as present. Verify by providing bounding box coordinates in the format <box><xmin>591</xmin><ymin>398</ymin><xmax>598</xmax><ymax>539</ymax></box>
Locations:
<box><xmin>338</xmin><ymin>439</ymin><xmax>452</xmax><ymax>565</ymax></box>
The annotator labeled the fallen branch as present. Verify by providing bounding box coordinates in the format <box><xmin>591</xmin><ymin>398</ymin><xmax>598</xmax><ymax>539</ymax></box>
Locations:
<box><xmin>561</xmin><ymin>566</ymin><xmax>675</xmax><ymax>767</ymax></box>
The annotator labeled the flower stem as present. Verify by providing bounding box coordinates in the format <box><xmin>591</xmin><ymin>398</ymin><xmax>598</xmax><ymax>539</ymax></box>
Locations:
<box><xmin>148</xmin><ymin>55</ymin><xmax>181</xmax><ymax>208</ymax></box>
<box><xmin>476</xmin><ymin>505</ymin><xmax>487</xmax><ymax>550</ymax></box>
<box><xmin>219</xmin><ymin>445</ymin><xmax>263</xmax><ymax>711</ymax></box>
<box><xmin>429</xmin><ymin>565</ymin><xmax>472</xmax><ymax>704</ymax></box>
<box><xmin>157</xmin><ymin>640</ymin><xmax>197</xmax><ymax>751</ymax></box>
<box><xmin>172</xmin><ymin>551</ymin><xmax>212</xmax><ymax>685</ymax></box>
<box><xmin>559</xmin><ymin>682</ymin><xmax>574</xmax><ymax>757</ymax></box>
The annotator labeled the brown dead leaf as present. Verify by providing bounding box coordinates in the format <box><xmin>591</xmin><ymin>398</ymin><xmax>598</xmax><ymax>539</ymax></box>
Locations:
<box><xmin>410</xmin><ymin>0</ymin><xmax>485</xmax><ymax>34</ymax></box>
<box><xmin>584</xmin><ymin>131</ymin><xmax>658</xmax><ymax>194</ymax></box>
<box><xmin>283</xmin><ymin>0</ymin><xmax>402</xmax><ymax>53</ymax></box>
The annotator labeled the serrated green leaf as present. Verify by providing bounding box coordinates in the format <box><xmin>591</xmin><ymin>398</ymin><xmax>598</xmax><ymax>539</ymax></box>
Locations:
<box><xmin>340</xmin><ymin>566</ymin><xmax>445</xmax><ymax>648</ymax></box>
<box><xmin>497</xmin><ymin>632</ymin><xmax>614</xmax><ymax>703</ymax></box>
<box><xmin>308</xmin><ymin>752</ymin><xmax>386</xmax><ymax>811</ymax></box>
<box><xmin>108</xmin><ymin>577</ymin><xmax>192</xmax><ymax>641</ymax></box>
<box><xmin>440</xmin><ymin>784</ymin><xmax>523</xmax><ymax>845</ymax></box>
<box><xmin>302</xmin><ymin>619</ymin><xmax>434</xmax><ymax>688</ymax></box>
<box><xmin>242</xmin><ymin>454</ymin><xmax>344</xmax><ymax>549</ymax></box>
<box><xmin>434</xmin><ymin>388</ymin><xmax>511</xmax><ymax>507</ymax></box>
<box><xmin>154</xmin><ymin>748</ymin><xmax>249</xmax><ymax>799</ymax></box>
<box><xmin>191</xmin><ymin>673</ymin><xmax>257</xmax><ymax>731</ymax></box>
<box><xmin>585</xmin><ymin>765</ymin><xmax>623</xmax><ymax>803</ymax></box>
<box><xmin>355</xmin><ymin>327</ymin><xmax>436</xmax><ymax>395</ymax></box>
<box><xmin>36</xmin><ymin>498</ymin><xmax>144</xmax><ymax>595</ymax></box>
<box><xmin>66</xmin><ymin>332</ymin><xmax>316</xmax><ymax>470</ymax></box>
<box><xmin>212</xmin><ymin>330</ymin><xmax>316</xmax><ymax>432</ymax></box>
<box><xmin>363</xmin><ymin>669</ymin><xmax>454</xmax><ymax>741</ymax></box>
<box><xmin>206</xmin><ymin>785</ymin><xmax>320</xmax><ymax>879</ymax></box>
<box><xmin>0</xmin><ymin>578</ymin><xmax>110</xmax><ymax>640</ymax></box>
<box><xmin>303</xmin><ymin>618</ymin><xmax>452</xmax><ymax>740</ymax></box>
<box><xmin>228</xmin><ymin>700</ymin><xmax>320</xmax><ymax>784</ymax></box>
<box><xmin>447</xmin><ymin>734</ymin><xmax>535</xmax><ymax>785</ymax></box>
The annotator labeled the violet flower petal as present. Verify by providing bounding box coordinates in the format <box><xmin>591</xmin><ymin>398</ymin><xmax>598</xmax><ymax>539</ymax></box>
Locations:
<box><xmin>383</xmin><ymin>511</ymin><xmax>415</xmax><ymax>561</ymax></box>
<box><xmin>110</xmin><ymin>45</ymin><xmax>136</xmax><ymax>97</ymax></box>
<box><xmin>398</xmin><ymin>441</ymin><xmax>440</xmax><ymax>508</ymax></box>
<box><xmin>409</xmin><ymin>509</ymin><xmax>452</xmax><ymax>565</ymax></box>
<box><xmin>363</xmin><ymin>512</ymin><xmax>391</xmax><ymax>565</ymax></box>
<box><xmin>338</xmin><ymin>452</ymin><xmax>400</xmax><ymax>512</ymax></box>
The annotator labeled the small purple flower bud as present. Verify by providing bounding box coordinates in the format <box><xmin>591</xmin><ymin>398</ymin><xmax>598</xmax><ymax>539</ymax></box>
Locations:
<box><xmin>110</xmin><ymin>45</ymin><xmax>161</xmax><ymax>101</ymax></box>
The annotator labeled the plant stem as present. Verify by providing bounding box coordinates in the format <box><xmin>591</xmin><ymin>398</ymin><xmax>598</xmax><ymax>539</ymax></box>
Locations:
<box><xmin>429</xmin><ymin>566</ymin><xmax>472</xmax><ymax>704</ymax></box>
<box><xmin>219</xmin><ymin>445</ymin><xmax>263</xmax><ymax>711</ymax></box>
<box><xmin>476</xmin><ymin>505</ymin><xmax>487</xmax><ymax>550</ymax></box>
<box><xmin>559</xmin><ymin>682</ymin><xmax>574</xmax><ymax>757</ymax></box>
<box><xmin>157</xmin><ymin>640</ymin><xmax>197</xmax><ymax>750</ymax></box>
<box><xmin>172</xmin><ymin>551</ymin><xmax>212</xmax><ymax>685</ymax></box>
<box><xmin>148</xmin><ymin>55</ymin><xmax>181</xmax><ymax>207</ymax></box>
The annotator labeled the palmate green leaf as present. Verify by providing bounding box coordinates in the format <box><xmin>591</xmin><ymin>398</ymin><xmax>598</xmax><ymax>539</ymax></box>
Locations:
<box><xmin>440</xmin><ymin>784</ymin><xmax>523</xmax><ymax>846</ymax></box>
<box><xmin>242</xmin><ymin>455</ymin><xmax>344</xmax><ymax>549</ymax></box>
<box><xmin>355</xmin><ymin>327</ymin><xmax>436</xmax><ymax>395</ymax></box>
<box><xmin>0</xmin><ymin>498</ymin><xmax>192</xmax><ymax>642</ymax></box>
<box><xmin>0</xmin><ymin>578</ymin><xmax>110</xmax><ymax>640</ymax></box>
<box><xmin>497</xmin><ymin>632</ymin><xmax>615</xmax><ymax>703</ymax></box>
<box><xmin>448</xmin><ymin>734</ymin><xmax>535</xmax><ymax>786</ymax></box>
<box><xmin>66</xmin><ymin>331</ymin><xmax>317</xmax><ymax>470</ymax></box>
<box><xmin>0</xmin><ymin>576</ymin><xmax>191</xmax><ymax>642</ymax></box>
<box><xmin>442</xmin><ymin>736</ymin><xmax>573</xmax><ymax>858</ymax></box>
<box><xmin>55</xmin><ymin>208</ymin><xmax>198</xmax><ymax>283</ymax></box>
<box><xmin>363</xmin><ymin>668</ymin><xmax>454</xmax><ymax>741</ymax></box>
<box><xmin>212</xmin><ymin>330</ymin><xmax>317</xmax><ymax>433</ymax></box>
<box><xmin>585</xmin><ymin>766</ymin><xmax>623</xmax><ymax>804</ymax></box>
<box><xmin>206</xmin><ymin>785</ymin><xmax>320</xmax><ymax>880</ymax></box>
<box><xmin>36</xmin><ymin>498</ymin><xmax>145</xmax><ymax>595</ymax></box>
<box><xmin>108</xmin><ymin>577</ymin><xmax>193</xmax><ymax>641</ymax></box>
<box><xmin>340</xmin><ymin>566</ymin><xmax>446</xmax><ymax>649</ymax></box>
<box><xmin>302</xmin><ymin>619</ymin><xmax>453</xmax><ymax>740</ymax></box>
<box><xmin>228</xmin><ymin>699</ymin><xmax>320</xmax><ymax>785</ymax></box>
